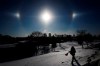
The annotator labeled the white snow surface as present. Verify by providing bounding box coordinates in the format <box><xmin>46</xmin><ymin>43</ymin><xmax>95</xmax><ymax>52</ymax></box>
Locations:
<box><xmin>0</xmin><ymin>42</ymin><xmax>99</xmax><ymax>66</ymax></box>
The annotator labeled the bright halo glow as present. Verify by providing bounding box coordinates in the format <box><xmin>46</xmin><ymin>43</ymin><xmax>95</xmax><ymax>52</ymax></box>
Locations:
<box><xmin>40</xmin><ymin>9</ymin><xmax>53</xmax><ymax>25</ymax></box>
<box><xmin>15</xmin><ymin>12</ymin><xmax>20</xmax><ymax>19</ymax></box>
<box><xmin>72</xmin><ymin>13</ymin><xmax>77</xmax><ymax>19</ymax></box>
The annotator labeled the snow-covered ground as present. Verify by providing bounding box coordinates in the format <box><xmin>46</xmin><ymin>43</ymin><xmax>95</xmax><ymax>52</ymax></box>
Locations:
<box><xmin>0</xmin><ymin>42</ymin><xmax>100</xmax><ymax>66</ymax></box>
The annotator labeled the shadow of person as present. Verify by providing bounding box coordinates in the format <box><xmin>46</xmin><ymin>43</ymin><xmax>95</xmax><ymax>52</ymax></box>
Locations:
<box><xmin>71</xmin><ymin>56</ymin><xmax>81</xmax><ymax>66</ymax></box>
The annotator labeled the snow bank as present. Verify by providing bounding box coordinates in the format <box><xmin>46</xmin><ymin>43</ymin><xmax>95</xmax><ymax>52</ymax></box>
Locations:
<box><xmin>0</xmin><ymin>42</ymin><xmax>99</xmax><ymax>66</ymax></box>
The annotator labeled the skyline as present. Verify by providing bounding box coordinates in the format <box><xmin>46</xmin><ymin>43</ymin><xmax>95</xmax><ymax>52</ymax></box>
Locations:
<box><xmin>0</xmin><ymin>0</ymin><xmax>100</xmax><ymax>37</ymax></box>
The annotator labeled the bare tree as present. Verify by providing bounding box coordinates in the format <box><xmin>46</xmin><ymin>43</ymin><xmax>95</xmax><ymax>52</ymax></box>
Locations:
<box><xmin>76</xmin><ymin>30</ymin><xmax>87</xmax><ymax>48</ymax></box>
<box><xmin>30</xmin><ymin>31</ymin><xmax>43</xmax><ymax>37</ymax></box>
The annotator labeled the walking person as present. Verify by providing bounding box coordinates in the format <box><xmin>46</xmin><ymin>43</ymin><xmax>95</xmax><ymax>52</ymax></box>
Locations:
<box><xmin>69</xmin><ymin>46</ymin><xmax>76</xmax><ymax>64</ymax></box>
<box><xmin>65</xmin><ymin>46</ymin><xmax>81</xmax><ymax>66</ymax></box>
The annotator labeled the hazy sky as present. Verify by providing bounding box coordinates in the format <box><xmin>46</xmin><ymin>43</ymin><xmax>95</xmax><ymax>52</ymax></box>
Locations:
<box><xmin>0</xmin><ymin>0</ymin><xmax>100</xmax><ymax>37</ymax></box>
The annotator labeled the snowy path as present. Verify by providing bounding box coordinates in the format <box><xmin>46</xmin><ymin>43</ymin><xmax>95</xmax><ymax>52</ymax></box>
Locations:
<box><xmin>0</xmin><ymin>51</ymin><xmax>71</xmax><ymax>66</ymax></box>
<box><xmin>0</xmin><ymin>42</ymin><xmax>99</xmax><ymax>66</ymax></box>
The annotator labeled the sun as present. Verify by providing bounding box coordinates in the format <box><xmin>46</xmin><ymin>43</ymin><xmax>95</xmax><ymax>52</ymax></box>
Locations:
<box><xmin>40</xmin><ymin>9</ymin><xmax>53</xmax><ymax>25</ymax></box>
